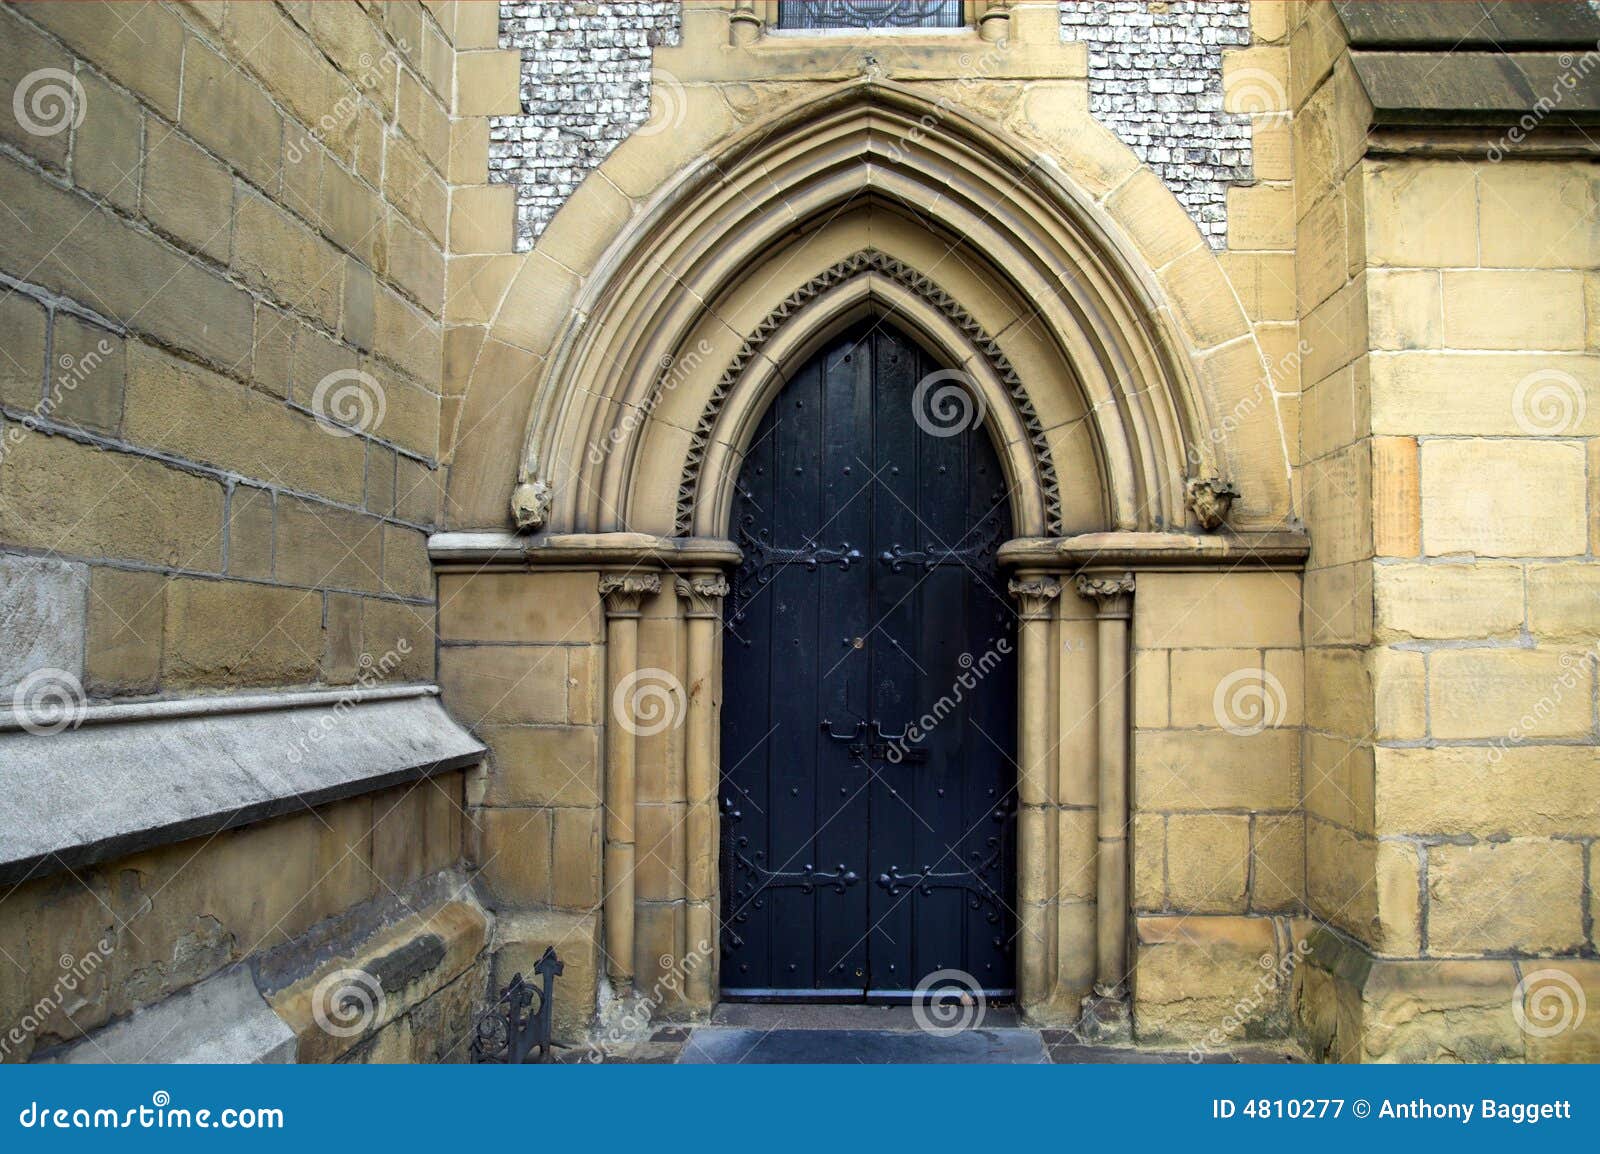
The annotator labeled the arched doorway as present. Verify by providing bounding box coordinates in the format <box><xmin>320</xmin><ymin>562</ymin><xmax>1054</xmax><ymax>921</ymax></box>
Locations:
<box><xmin>717</xmin><ymin>319</ymin><xmax>1018</xmax><ymax>1001</ymax></box>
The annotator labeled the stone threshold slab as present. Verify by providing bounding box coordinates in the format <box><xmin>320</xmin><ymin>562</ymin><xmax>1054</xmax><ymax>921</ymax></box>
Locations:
<box><xmin>676</xmin><ymin>1026</ymin><xmax>1050</xmax><ymax>1064</ymax></box>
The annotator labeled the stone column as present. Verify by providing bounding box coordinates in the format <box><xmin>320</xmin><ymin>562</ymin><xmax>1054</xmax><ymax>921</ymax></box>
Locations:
<box><xmin>1008</xmin><ymin>573</ymin><xmax>1061</xmax><ymax>1010</ymax></box>
<box><xmin>1076</xmin><ymin>571</ymin><xmax>1134</xmax><ymax>1033</ymax></box>
<box><xmin>675</xmin><ymin>572</ymin><xmax>727</xmax><ymax>1007</ymax></box>
<box><xmin>599</xmin><ymin>571</ymin><xmax>661</xmax><ymax>988</ymax></box>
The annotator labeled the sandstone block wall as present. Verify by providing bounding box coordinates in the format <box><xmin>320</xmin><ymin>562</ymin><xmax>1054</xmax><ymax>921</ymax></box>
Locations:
<box><xmin>0</xmin><ymin>0</ymin><xmax>476</xmax><ymax>1061</ymax></box>
<box><xmin>438</xmin><ymin>567</ymin><xmax>608</xmax><ymax>1038</ymax></box>
<box><xmin>1290</xmin><ymin>1</ymin><xmax>1600</xmax><ymax>1061</ymax></box>
<box><xmin>1128</xmin><ymin>569</ymin><xmax>1305</xmax><ymax>1045</ymax></box>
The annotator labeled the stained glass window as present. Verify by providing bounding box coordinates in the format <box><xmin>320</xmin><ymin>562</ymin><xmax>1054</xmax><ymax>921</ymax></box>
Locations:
<box><xmin>777</xmin><ymin>2</ymin><xmax>965</xmax><ymax>31</ymax></box>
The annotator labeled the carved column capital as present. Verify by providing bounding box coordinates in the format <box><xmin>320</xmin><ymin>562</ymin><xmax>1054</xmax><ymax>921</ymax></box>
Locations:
<box><xmin>1075</xmin><ymin>571</ymin><xmax>1135</xmax><ymax>619</ymax></box>
<box><xmin>599</xmin><ymin>572</ymin><xmax>661</xmax><ymax>616</ymax></box>
<box><xmin>1007</xmin><ymin>575</ymin><xmax>1061</xmax><ymax>620</ymax></box>
<box><xmin>674</xmin><ymin>573</ymin><xmax>729</xmax><ymax>618</ymax></box>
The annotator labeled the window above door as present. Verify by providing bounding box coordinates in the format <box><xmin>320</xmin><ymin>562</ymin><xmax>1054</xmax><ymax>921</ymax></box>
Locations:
<box><xmin>776</xmin><ymin>1</ymin><xmax>965</xmax><ymax>31</ymax></box>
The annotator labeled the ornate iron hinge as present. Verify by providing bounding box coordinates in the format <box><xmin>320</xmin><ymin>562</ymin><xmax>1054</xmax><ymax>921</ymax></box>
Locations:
<box><xmin>720</xmin><ymin>801</ymin><xmax>862</xmax><ymax>954</ymax></box>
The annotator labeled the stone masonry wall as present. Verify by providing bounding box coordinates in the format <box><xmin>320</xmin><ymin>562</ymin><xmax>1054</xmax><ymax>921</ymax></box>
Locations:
<box><xmin>489</xmin><ymin>1</ymin><xmax>1252</xmax><ymax>249</ymax></box>
<box><xmin>0</xmin><ymin>0</ymin><xmax>459</xmax><ymax>1060</ymax></box>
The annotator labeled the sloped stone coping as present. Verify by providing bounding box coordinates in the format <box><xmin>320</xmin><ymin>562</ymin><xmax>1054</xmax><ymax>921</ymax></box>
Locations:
<box><xmin>0</xmin><ymin>686</ymin><xmax>484</xmax><ymax>885</ymax></box>
<box><xmin>40</xmin><ymin>965</ymin><xmax>297</xmax><ymax>1065</ymax></box>
<box><xmin>41</xmin><ymin>871</ymin><xmax>492</xmax><ymax>1064</ymax></box>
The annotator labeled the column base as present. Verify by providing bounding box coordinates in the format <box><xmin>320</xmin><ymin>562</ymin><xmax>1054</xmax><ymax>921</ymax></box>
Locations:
<box><xmin>1070</xmin><ymin>987</ymin><xmax>1132</xmax><ymax>1044</ymax></box>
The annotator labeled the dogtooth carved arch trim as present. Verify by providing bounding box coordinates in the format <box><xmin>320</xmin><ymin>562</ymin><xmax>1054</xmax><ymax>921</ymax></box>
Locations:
<box><xmin>671</xmin><ymin>248</ymin><xmax>1063</xmax><ymax>537</ymax></box>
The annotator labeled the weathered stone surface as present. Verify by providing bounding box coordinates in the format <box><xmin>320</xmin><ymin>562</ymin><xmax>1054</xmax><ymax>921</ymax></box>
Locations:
<box><xmin>1421</xmin><ymin>440</ymin><xmax>1587</xmax><ymax>557</ymax></box>
<box><xmin>0</xmin><ymin>553</ymin><xmax>86</xmax><ymax>695</ymax></box>
<box><xmin>1430</xmin><ymin>647</ymin><xmax>1594</xmax><ymax>741</ymax></box>
<box><xmin>1165</xmin><ymin>814</ymin><xmax>1249</xmax><ymax>913</ymax></box>
<box><xmin>1373</xmin><ymin>562</ymin><xmax>1523</xmax><ymax>640</ymax></box>
<box><xmin>46</xmin><ymin>965</ymin><xmax>295</xmax><ymax>1064</ymax></box>
<box><xmin>0</xmin><ymin>434</ymin><xmax>225</xmax><ymax>572</ymax></box>
<box><xmin>1133</xmin><ymin>915</ymin><xmax>1290</xmax><ymax>1045</ymax></box>
<box><xmin>1428</xmin><ymin>839</ymin><xmax>1586</xmax><ymax>956</ymax></box>
<box><xmin>493</xmin><ymin>908</ymin><xmax>600</xmax><ymax>1044</ymax></box>
<box><xmin>1135</xmin><ymin>729</ymin><xmax>1298</xmax><ymax>811</ymax></box>
<box><xmin>268</xmin><ymin>896</ymin><xmax>489</xmax><ymax>1066</ymax></box>
<box><xmin>84</xmin><ymin>566</ymin><xmax>163</xmax><ymax>695</ymax></box>
<box><xmin>1376</xmin><ymin>746</ymin><xmax>1600</xmax><ymax>839</ymax></box>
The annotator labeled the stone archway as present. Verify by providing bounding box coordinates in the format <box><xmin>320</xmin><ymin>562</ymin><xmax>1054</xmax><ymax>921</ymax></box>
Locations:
<box><xmin>436</xmin><ymin>80</ymin><xmax>1308</xmax><ymax>1031</ymax></box>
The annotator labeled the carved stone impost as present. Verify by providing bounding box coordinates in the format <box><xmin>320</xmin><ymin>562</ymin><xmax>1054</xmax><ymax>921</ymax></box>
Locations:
<box><xmin>599</xmin><ymin>572</ymin><xmax>661</xmax><ymax>616</ymax></box>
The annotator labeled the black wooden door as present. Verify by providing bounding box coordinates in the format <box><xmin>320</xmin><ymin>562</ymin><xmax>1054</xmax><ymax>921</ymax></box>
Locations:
<box><xmin>719</xmin><ymin>320</ymin><xmax>1017</xmax><ymax>1001</ymax></box>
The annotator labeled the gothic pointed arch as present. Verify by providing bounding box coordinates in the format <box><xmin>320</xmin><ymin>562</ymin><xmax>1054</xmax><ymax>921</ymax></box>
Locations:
<box><xmin>464</xmin><ymin>79</ymin><xmax>1288</xmax><ymax>540</ymax></box>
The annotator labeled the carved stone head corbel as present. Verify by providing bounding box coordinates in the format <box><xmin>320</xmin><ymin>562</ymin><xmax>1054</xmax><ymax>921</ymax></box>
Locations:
<box><xmin>510</xmin><ymin>479</ymin><xmax>553</xmax><ymax>532</ymax></box>
<box><xmin>1185</xmin><ymin>477</ymin><xmax>1239</xmax><ymax>532</ymax></box>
